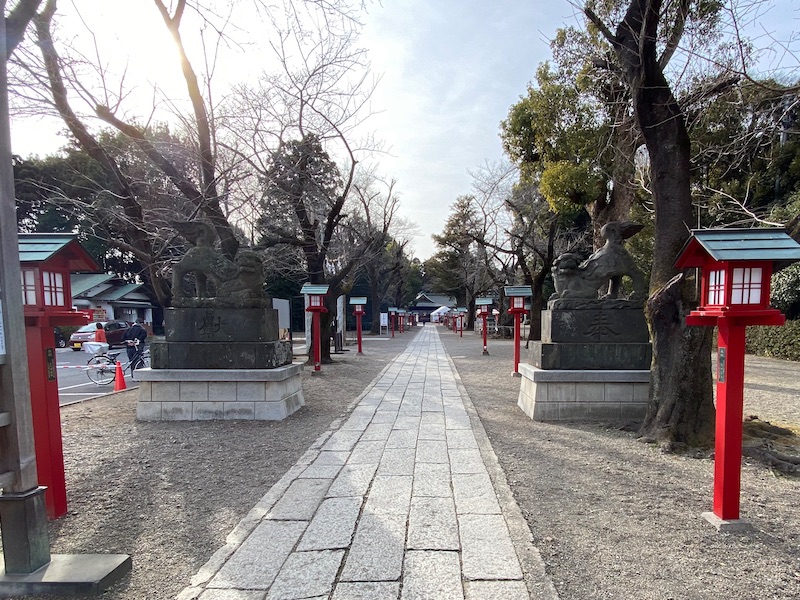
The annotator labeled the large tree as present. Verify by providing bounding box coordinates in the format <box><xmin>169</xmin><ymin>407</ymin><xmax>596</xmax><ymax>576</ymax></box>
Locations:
<box><xmin>584</xmin><ymin>0</ymin><xmax>716</xmax><ymax>446</ymax></box>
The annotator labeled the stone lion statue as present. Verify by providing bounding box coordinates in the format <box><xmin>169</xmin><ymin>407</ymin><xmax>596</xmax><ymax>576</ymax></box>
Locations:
<box><xmin>171</xmin><ymin>221</ymin><xmax>265</xmax><ymax>303</ymax></box>
<box><xmin>550</xmin><ymin>221</ymin><xmax>647</xmax><ymax>302</ymax></box>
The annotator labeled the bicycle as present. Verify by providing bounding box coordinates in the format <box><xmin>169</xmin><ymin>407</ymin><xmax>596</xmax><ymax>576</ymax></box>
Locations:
<box><xmin>86</xmin><ymin>345</ymin><xmax>150</xmax><ymax>385</ymax></box>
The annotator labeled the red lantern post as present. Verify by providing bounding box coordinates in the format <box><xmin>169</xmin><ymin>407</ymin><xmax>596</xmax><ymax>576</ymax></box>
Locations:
<box><xmin>349</xmin><ymin>296</ymin><xmax>366</xmax><ymax>355</ymax></box>
<box><xmin>301</xmin><ymin>283</ymin><xmax>330</xmax><ymax>372</ymax></box>
<box><xmin>476</xmin><ymin>298</ymin><xmax>492</xmax><ymax>355</ymax></box>
<box><xmin>389</xmin><ymin>307</ymin><xmax>397</xmax><ymax>338</ymax></box>
<box><xmin>504</xmin><ymin>286</ymin><xmax>532</xmax><ymax>377</ymax></box>
<box><xmin>675</xmin><ymin>228</ymin><xmax>800</xmax><ymax>529</ymax></box>
<box><xmin>19</xmin><ymin>234</ymin><xmax>97</xmax><ymax>518</ymax></box>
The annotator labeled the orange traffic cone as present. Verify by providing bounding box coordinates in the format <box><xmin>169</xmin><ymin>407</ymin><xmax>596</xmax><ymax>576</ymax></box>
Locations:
<box><xmin>114</xmin><ymin>361</ymin><xmax>126</xmax><ymax>391</ymax></box>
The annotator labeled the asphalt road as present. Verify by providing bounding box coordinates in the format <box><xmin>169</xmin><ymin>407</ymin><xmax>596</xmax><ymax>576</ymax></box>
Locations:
<box><xmin>54</xmin><ymin>346</ymin><xmax>138</xmax><ymax>406</ymax></box>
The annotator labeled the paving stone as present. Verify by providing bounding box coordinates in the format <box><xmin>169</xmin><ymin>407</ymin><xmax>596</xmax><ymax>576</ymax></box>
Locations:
<box><xmin>299</xmin><ymin>464</ymin><xmax>342</xmax><ymax>479</ymax></box>
<box><xmin>413</xmin><ymin>462</ymin><xmax>452</xmax><ymax>498</ymax></box>
<box><xmin>415</xmin><ymin>439</ymin><xmax>449</xmax><ymax>464</ymax></box>
<box><xmin>378</xmin><ymin>447</ymin><xmax>416</xmax><ymax>475</ymax></box>
<box><xmin>327</xmin><ymin>463</ymin><xmax>379</xmax><ymax>497</ymax></box>
<box><xmin>266</xmin><ymin>550</ymin><xmax>344</xmax><ymax>599</ymax></box>
<box><xmin>463</xmin><ymin>580</ymin><xmax>529</xmax><ymax>599</ymax></box>
<box><xmin>448</xmin><ymin>448</ymin><xmax>486</xmax><ymax>474</ymax></box>
<box><xmin>459</xmin><ymin>514</ymin><xmax>523</xmax><ymax>581</ymax></box>
<box><xmin>348</xmin><ymin>440</ymin><xmax>387</xmax><ymax>465</ymax></box>
<box><xmin>322</xmin><ymin>430</ymin><xmax>363</xmax><ymax>452</ymax></box>
<box><xmin>407</xmin><ymin>496</ymin><xmax>459</xmax><ymax>550</ymax></box>
<box><xmin>369</xmin><ymin>410</ymin><xmax>398</xmax><ymax>425</ymax></box>
<box><xmin>339</xmin><ymin>513</ymin><xmax>407</xmax><ymax>581</ymax></box>
<box><xmin>401</xmin><ymin>551</ymin><xmax>463</xmax><ymax>600</ymax></box>
<box><xmin>297</xmin><ymin>497</ymin><xmax>363</xmax><ymax>550</ymax></box>
<box><xmin>421</xmin><ymin>399</ymin><xmax>444</xmax><ymax>412</ymax></box>
<box><xmin>208</xmin><ymin>521</ymin><xmax>306</xmax><ymax>589</ymax></box>
<box><xmin>363</xmin><ymin>475</ymin><xmax>412</xmax><ymax>515</ymax></box>
<box><xmin>393</xmin><ymin>415</ymin><xmax>421</xmax><ymax>430</ymax></box>
<box><xmin>452</xmin><ymin>473</ymin><xmax>501</xmax><ymax>514</ymax></box>
<box><xmin>313</xmin><ymin>451</ymin><xmax>350</xmax><ymax>466</ymax></box>
<box><xmin>199</xmin><ymin>590</ymin><xmax>266</xmax><ymax>600</ymax></box>
<box><xmin>331</xmin><ymin>582</ymin><xmax>400</xmax><ymax>600</ymax></box>
<box><xmin>361</xmin><ymin>422</ymin><xmax>393</xmax><ymax>441</ymax></box>
<box><xmin>446</xmin><ymin>429</ymin><xmax>479</xmax><ymax>449</ymax></box>
<box><xmin>385</xmin><ymin>428</ymin><xmax>419</xmax><ymax>449</ymax></box>
<box><xmin>268</xmin><ymin>479</ymin><xmax>330</xmax><ymax>520</ymax></box>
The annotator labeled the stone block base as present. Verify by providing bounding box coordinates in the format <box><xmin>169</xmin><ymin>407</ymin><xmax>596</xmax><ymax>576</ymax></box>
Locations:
<box><xmin>150</xmin><ymin>339</ymin><xmax>292</xmax><ymax>370</ymax></box>
<box><xmin>517</xmin><ymin>363</ymin><xmax>649</xmax><ymax>422</ymax></box>
<box><xmin>135</xmin><ymin>364</ymin><xmax>304</xmax><ymax>421</ymax></box>
<box><xmin>529</xmin><ymin>341</ymin><xmax>652</xmax><ymax>370</ymax></box>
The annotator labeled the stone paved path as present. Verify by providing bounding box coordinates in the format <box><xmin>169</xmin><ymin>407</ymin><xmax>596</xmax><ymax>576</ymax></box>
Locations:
<box><xmin>179</xmin><ymin>325</ymin><xmax>552</xmax><ymax>600</ymax></box>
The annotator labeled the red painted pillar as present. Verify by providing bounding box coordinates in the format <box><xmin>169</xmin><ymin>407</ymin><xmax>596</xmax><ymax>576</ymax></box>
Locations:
<box><xmin>391</xmin><ymin>314</ymin><xmax>395</xmax><ymax>338</ymax></box>
<box><xmin>713</xmin><ymin>318</ymin><xmax>747</xmax><ymax>520</ymax></box>
<box><xmin>312</xmin><ymin>311</ymin><xmax>322</xmax><ymax>371</ymax></box>
<box><xmin>26</xmin><ymin>325</ymin><xmax>67</xmax><ymax>518</ymax></box>
<box><xmin>355</xmin><ymin>310</ymin><xmax>363</xmax><ymax>354</ymax></box>
<box><xmin>513</xmin><ymin>313</ymin><xmax>521</xmax><ymax>374</ymax></box>
<box><xmin>482</xmin><ymin>314</ymin><xmax>488</xmax><ymax>355</ymax></box>
<box><xmin>459</xmin><ymin>315</ymin><xmax>463</xmax><ymax>338</ymax></box>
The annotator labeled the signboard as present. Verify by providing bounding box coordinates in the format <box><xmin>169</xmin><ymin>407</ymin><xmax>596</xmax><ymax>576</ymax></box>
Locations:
<box><xmin>380</xmin><ymin>312</ymin><xmax>389</xmax><ymax>327</ymax></box>
<box><xmin>273</xmin><ymin>298</ymin><xmax>291</xmax><ymax>329</ymax></box>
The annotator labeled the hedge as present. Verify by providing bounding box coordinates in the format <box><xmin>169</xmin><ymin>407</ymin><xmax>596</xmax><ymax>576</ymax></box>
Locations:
<box><xmin>745</xmin><ymin>319</ymin><xmax>800</xmax><ymax>362</ymax></box>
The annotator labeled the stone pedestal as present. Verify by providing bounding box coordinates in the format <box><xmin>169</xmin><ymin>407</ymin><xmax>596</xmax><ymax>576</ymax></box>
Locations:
<box><xmin>519</xmin><ymin>307</ymin><xmax>651</xmax><ymax>422</ymax></box>
<box><xmin>135</xmin><ymin>364</ymin><xmax>304</xmax><ymax>421</ymax></box>
<box><xmin>517</xmin><ymin>363</ymin><xmax>649</xmax><ymax>421</ymax></box>
<box><xmin>137</xmin><ymin>305</ymin><xmax>303</xmax><ymax>421</ymax></box>
<box><xmin>531</xmin><ymin>308</ymin><xmax>651</xmax><ymax>370</ymax></box>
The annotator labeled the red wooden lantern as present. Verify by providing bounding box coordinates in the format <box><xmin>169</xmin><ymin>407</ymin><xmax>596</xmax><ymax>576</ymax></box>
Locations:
<box><xmin>19</xmin><ymin>234</ymin><xmax>98</xmax><ymax>518</ymax></box>
<box><xmin>504</xmin><ymin>286</ymin><xmax>532</xmax><ymax>376</ymax></box>
<box><xmin>301</xmin><ymin>283</ymin><xmax>329</xmax><ymax>372</ymax></box>
<box><xmin>476</xmin><ymin>297</ymin><xmax>492</xmax><ymax>355</ymax></box>
<box><xmin>675</xmin><ymin>228</ymin><xmax>800</xmax><ymax>529</ymax></box>
<box><xmin>349</xmin><ymin>296</ymin><xmax>366</xmax><ymax>355</ymax></box>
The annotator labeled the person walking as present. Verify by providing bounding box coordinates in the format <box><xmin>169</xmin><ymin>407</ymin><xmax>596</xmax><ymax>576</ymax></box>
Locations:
<box><xmin>122</xmin><ymin>318</ymin><xmax>148</xmax><ymax>370</ymax></box>
<box><xmin>94</xmin><ymin>322</ymin><xmax>107</xmax><ymax>344</ymax></box>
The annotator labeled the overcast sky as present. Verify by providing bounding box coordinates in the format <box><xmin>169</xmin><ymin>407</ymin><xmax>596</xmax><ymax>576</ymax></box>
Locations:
<box><xmin>9</xmin><ymin>0</ymin><xmax>798</xmax><ymax>260</ymax></box>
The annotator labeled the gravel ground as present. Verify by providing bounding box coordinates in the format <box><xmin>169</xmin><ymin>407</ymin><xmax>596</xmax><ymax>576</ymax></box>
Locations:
<box><xmin>12</xmin><ymin>325</ymin><xmax>800</xmax><ymax>599</ymax></box>
<box><xmin>441</xmin><ymin>327</ymin><xmax>800</xmax><ymax>600</ymax></box>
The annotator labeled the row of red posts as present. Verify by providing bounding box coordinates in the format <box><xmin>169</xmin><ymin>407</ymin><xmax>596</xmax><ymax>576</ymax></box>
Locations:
<box><xmin>441</xmin><ymin>287</ymin><xmax>532</xmax><ymax>375</ymax></box>
<box><xmin>301</xmin><ymin>288</ymin><xmax>417</xmax><ymax>373</ymax></box>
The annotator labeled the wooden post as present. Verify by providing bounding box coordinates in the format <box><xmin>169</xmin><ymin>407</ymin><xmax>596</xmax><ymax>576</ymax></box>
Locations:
<box><xmin>713</xmin><ymin>318</ymin><xmax>746</xmax><ymax>520</ymax></box>
<box><xmin>0</xmin><ymin>6</ymin><xmax>51</xmax><ymax>571</ymax></box>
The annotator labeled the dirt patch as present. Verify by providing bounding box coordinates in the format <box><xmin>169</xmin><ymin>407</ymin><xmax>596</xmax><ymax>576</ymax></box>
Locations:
<box><xmin>441</xmin><ymin>328</ymin><xmax>800</xmax><ymax>600</ymax></box>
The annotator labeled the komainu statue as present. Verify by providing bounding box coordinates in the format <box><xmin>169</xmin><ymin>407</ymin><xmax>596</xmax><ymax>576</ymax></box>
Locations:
<box><xmin>171</xmin><ymin>221</ymin><xmax>266</xmax><ymax>306</ymax></box>
<box><xmin>550</xmin><ymin>221</ymin><xmax>647</xmax><ymax>307</ymax></box>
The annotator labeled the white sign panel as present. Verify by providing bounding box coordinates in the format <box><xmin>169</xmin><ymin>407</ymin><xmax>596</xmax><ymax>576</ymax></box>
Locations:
<box><xmin>380</xmin><ymin>312</ymin><xmax>388</xmax><ymax>327</ymax></box>
<box><xmin>273</xmin><ymin>298</ymin><xmax>291</xmax><ymax>329</ymax></box>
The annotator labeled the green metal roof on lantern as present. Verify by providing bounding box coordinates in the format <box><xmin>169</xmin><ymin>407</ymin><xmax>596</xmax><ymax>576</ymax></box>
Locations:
<box><xmin>18</xmin><ymin>233</ymin><xmax>99</xmax><ymax>271</ymax></box>
<box><xmin>475</xmin><ymin>297</ymin><xmax>493</xmax><ymax>306</ymax></box>
<box><xmin>349</xmin><ymin>296</ymin><xmax>367</xmax><ymax>305</ymax></box>
<box><xmin>503</xmin><ymin>285</ymin><xmax>532</xmax><ymax>297</ymax></box>
<box><xmin>300</xmin><ymin>283</ymin><xmax>330</xmax><ymax>295</ymax></box>
<box><xmin>675</xmin><ymin>228</ymin><xmax>800</xmax><ymax>271</ymax></box>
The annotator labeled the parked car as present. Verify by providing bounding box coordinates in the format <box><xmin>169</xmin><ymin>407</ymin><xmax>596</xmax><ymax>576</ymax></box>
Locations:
<box><xmin>69</xmin><ymin>321</ymin><xmax>132</xmax><ymax>351</ymax></box>
<box><xmin>53</xmin><ymin>327</ymin><xmax>67</xmax><ymax>348</ymax></box>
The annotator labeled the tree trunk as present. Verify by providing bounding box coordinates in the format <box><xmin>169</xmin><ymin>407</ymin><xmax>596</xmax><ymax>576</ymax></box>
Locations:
<box><xmin>606</xmin><ymin>0</ymin><xmax>715</xmax><ymax>445</ymax></box>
